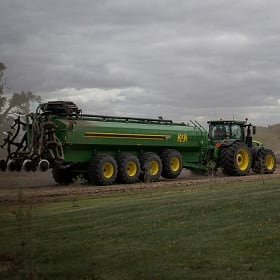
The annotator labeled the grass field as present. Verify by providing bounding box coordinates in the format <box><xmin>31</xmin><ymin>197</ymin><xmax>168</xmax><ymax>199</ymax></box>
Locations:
<box><xmin>1</xmin><ymin>179</ymin><xmax>280</xmax><ymax>279</ymax></box>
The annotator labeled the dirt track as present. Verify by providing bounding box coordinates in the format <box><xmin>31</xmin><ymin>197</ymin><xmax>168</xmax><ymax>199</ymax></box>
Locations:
<box><xmin>1</xmin><ymin>168</ymin><xmax>280</xmax><ymax>202</ymax></box>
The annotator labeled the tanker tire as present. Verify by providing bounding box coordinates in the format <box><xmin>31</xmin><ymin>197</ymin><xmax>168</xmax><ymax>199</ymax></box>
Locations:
<box><xmin>253</xmin><ymin>148</ymin><xmax>276</xmax><ymax>174</ymax></box>
<box><xmin>161</xmin><ymin>149</ymin><xmax>183</xmax><ymax>179</ymax></box>
<box><xmin>140</xmin><ymin>152</ymin><xmax>162</xmax><ymax>182</ymax></box>
<box><xmin>88</xmin><ymin>154</ymin><xmax>117</xmax><ymax>186</ymax></box>
<box><xmin>219</xmin><ymin>142</ymin><xmax>251</xmax><ymax>176</ymax></box>
<box><xmin>117</xmin><ymin>153</ymin><xmax>140</xmax><ymax>184</ymax></box>
<box><xmin>52</xmin><ymin>165</ymin><xmax>74</xmax><ymax>185</ymax></box>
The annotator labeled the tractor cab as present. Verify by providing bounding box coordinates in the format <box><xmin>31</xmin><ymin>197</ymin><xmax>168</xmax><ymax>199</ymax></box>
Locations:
<box><xmin>207</xmin><ymin>119</ymin><xmax>256</xmax><ymax>147</ymax></box>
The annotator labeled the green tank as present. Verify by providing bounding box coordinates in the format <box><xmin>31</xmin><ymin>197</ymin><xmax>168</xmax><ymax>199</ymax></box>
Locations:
<box><xmin>55</xmin><ymin>115</ymin><xmax>207</xmax><ymax>162</ymax></box>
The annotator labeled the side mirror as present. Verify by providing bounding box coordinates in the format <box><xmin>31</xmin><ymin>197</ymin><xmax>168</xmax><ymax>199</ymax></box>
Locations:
<box><xmin>253</xmin><ymin>126</ymin><xmax>256</xmax><ymax>134</ymax></box>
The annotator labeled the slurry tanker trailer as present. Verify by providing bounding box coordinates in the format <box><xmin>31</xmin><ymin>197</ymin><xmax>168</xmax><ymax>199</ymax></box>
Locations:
<box><xmin>0</xmin><ymin>101</ymin><xmax>276</xmax><ymax>185</ymax></box>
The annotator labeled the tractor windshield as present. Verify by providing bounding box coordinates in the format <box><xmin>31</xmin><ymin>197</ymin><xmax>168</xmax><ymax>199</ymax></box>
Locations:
<box><xmin>209</xmin><ymin>123</ymin><xmax>242</xmax><ymax>141</ymax></box>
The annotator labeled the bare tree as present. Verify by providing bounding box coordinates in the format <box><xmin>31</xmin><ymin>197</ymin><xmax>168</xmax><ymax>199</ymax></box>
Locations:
<box><xmin>0</xmin><ymin>63</ymin><xmax>41</xmax><ymax>131</ymax></box>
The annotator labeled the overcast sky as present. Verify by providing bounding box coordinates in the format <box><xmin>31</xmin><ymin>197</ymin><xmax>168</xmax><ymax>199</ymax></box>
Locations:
<box><xmin>1</xmin><ymin>0</ymin><xmax>280</xmax><ymax>126</ymax></box>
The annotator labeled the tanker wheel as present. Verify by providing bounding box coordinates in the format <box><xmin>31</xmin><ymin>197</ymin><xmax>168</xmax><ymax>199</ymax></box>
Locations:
<box><xmin>140</xmin><ymin>152</ymin><xmax>162</xmax><ymax>182</ymax></box>
<box><xmin>117</xmin><ymin>153</ymin><xmax>140</xmax><ymax>184</ymax></box>
<box><xmin>52</xmin><ymin>165</ymin><xmax>74</xmax><ymax>185</ymax></box>
<box><xmin>219</xmin><ymin>142</ymin><xmax>251</xmax><ymax>176</ymax></box>
<box><xmin>161</xmin><ymin>149</ymin><xmax>183</xmax><ymax>179</ymax></box>
<box><xmin>253</xmin><ymin>148</ymin><xmax>276</xmax><ymax>174</ymax></box>
<box><xmin>88</xmin><ymin>154</ymin><xmax>117</xmax><ymax>186</ymax></box>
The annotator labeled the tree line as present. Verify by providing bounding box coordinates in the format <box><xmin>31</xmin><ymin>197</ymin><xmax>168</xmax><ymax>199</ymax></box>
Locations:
<box><xmin>0</xmin><ymin>62</ymin><xmax>41</xmax><ymax>134</ymax></box>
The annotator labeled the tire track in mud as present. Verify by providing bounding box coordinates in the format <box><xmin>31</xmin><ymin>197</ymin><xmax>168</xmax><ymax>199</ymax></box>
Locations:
<box><xmin>1</xmin><ymin>169</ymin><xmax>280</xmax><ymax>202</ymax></box>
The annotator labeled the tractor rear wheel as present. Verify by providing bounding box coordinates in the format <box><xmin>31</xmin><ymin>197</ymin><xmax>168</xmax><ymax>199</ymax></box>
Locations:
<box><xmin>140</xmin><ymin>152</ymin><xmax>162</xmax><ymax>182</ymax></box>
<box><xmin>253</xmin><ymin>148</ymin><xmax>276</xmax><ymax>174</ymax></box>
<box><xmin>219</xmin><ymin>142</ymin><xmax>251</xmax><ymax>176</ymax></box>
<box><xmin>161</xmin><ymin>149</ymin><xmax>183</xmax><ymax>179</ymax></box>
<box><xmin>117</xmin><ymin>153</ymin><xmax>140</xmax><ymax>184</ymax></box>
<box><xmin>88</xmin><ymin>154</ymin><xmax>117</xmax><ymax>185</ymax></box>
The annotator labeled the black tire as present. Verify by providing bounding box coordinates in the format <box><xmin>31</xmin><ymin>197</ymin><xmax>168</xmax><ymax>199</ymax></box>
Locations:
<box><xmin>160</xmin><ymin>149</ymin><xmax>183</xmax><ymax>179</ymax></box>
<box><xmin>140</xmin><ymin>152</ymin><xmax>162</xmax><ymax>182</ymax></box>
<box><xmin>52</xmin><ymin>165</ymin><xmax>74</xmax><ymax>185</ymax></box>
<box><xmin>219</xmin><ymin>141</ymin><xmax>251</xmax><ymax>176</ymax></box>
<box><xmin>117</xmin><ymin>153</ymin><xmax>140</xmax><ymax>184</ymax></box>
<box><xmin>88</xmin><ymin>154</ymin><xmax>117</xmax><ymax>186</ymax></box>
<box><xmin>253</xmin><ymin>148</ymin><xmax>276</xmax><ymax>174</ymax></box>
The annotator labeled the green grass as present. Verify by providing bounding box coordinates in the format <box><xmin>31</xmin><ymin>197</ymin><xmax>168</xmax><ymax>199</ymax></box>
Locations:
<box><xmin>1</xmin><ymin>180</ymin><xmax>280</xmax><ymax>279</ymax></box>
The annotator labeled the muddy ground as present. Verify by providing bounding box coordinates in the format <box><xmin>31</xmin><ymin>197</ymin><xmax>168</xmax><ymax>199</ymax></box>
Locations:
<box><xmin>1</xmin><ymin>168</ymin><xmax>280</xmax><ymax>202</ymax></box>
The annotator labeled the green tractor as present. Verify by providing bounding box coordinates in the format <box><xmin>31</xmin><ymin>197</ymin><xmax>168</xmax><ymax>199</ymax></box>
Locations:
<box><xmin>207</xmin><ymin>119</ymin><xmax>276</xmax><ymax>175</ymax></box>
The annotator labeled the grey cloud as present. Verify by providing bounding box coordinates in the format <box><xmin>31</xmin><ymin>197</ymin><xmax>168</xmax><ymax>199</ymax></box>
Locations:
<box><xmin>1</xmin><ymin>0</ymin><xmax>280</xmax><ymax>125</ymax></box>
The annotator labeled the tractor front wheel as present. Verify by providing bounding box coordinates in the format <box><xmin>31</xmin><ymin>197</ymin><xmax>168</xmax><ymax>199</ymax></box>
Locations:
<box><xmin>253</xmin><ymin>148</ymin><xmax>276</xmax><ymax>174</ymax></box>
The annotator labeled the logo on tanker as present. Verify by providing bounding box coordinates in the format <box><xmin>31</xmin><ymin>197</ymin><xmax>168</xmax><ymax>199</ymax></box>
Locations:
<box><xmin>177</xmin><ymin>133</ymin><xmax>188</xmax><ymax>143</ymax></box>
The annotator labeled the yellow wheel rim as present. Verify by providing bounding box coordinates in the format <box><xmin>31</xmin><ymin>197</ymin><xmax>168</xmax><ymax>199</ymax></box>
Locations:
<box><xmin>103</xmin><ymin>163</ymin><xmax>114</xmax><ymax>179</ymax></box>
<box><xmin>265</xmin><ymin>154</ymin><xmax>275</xmax><ymax>170</ymax></box>
<box><xmin>236</xmin><ymin>149</ymin><xmax>249</xmax><ymax>171</ymax></box>
<box><xmin>149</xmin><ymin>160</ymin><xmax>159</xmax><ymax>176</ymax></box>
<box><xmin>127</xmin><ymin>161</ymin><xmax>137</xmax><ymax>177</ymax></box>
<box><xmin>170</xmin><ymin>157</ymin><xmax>180</xmax><ymax>172</ymax></box>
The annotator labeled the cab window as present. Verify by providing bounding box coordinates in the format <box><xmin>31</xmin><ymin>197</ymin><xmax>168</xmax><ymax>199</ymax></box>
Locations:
<box><xmin>209</xmin><ymin>124</ymin><xmax>229</xmax><ymax>140</ymax></box>
<box><xmin>231</xmin><ymin>125</ymin><xmax>242</xmax><ymax>139</ymax></box>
